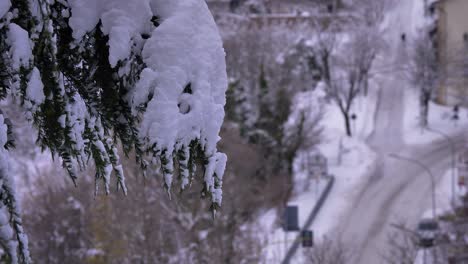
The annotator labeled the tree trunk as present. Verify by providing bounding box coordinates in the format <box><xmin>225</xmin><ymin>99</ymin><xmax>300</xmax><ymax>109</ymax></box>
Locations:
<box><xmin>322</xmin><ymin>55</ymin><xmax>331</xmax><ymax>94</ymax></box>
<box><xmin>363</xmin><ymin>75</ymin><xmax>369</xmax><ymax>96</ymax></box>
<box><xmin>420</xmin><ymin>93</ymin><xmax>429</xmax><ymax>128</ymax></box>
<box><xmin>344</xmin><ymin>112</ymin><xmax>352</xmax><ymax>137</ymax></box>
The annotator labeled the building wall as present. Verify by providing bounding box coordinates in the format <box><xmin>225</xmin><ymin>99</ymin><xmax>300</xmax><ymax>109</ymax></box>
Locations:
<box><xmin>436</xmin><ymin>0</ymin><xmax>468</xmax><ymax>106</ymax></box>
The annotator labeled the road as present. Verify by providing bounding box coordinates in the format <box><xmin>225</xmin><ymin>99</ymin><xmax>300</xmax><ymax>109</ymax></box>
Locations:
<box><xmin>336</xmin><ymin>1</ymin><xmax>461</xmax><ymax>263</ymax></box>
<box><xmin>337</xmin><ymin>69</ymin><xmax>457</xmax><ymax>263</ymax></box>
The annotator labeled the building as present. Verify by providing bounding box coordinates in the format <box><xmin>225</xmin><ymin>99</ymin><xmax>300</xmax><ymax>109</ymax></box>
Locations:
<box><xmin>434</xmin><ymin>0</ymin><xmax>468</xmax><ymax>106</ymax></box>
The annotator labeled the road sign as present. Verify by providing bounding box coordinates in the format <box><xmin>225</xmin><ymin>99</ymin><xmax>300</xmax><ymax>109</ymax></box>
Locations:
<box><xmin>301</xmin><ymin>230</ymin><xmax>313</xmax><ymax>248</ymax></box>
<box><xmin>283</xmin><ymin>206</ymin><xmax>299</xmax><ymax>232</ymax></box>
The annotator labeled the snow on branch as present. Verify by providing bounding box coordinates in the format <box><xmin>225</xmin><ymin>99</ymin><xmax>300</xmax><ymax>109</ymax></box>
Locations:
<box><xmin>0</xmin><ymin>0</ymin><xmax>227</xmax><ymax>261</ymax></box>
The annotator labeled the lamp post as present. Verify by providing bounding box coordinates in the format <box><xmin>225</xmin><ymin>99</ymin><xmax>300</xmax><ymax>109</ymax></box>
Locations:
<box><xmin>389</xmin><ymin>153</ymin><xmax>436</xmax><ymax>219</ymax></box>
<box><xmin>428</xmin><ymin>128</ymin><xmax>456</xmax><ymax>205</ymax></box>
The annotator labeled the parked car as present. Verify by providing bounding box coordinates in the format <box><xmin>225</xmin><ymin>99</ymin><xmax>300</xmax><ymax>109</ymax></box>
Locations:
<box><xmin>417</xmin><ymin>218</ymin><xmax>439</xmax><ymax>248</ymax></box>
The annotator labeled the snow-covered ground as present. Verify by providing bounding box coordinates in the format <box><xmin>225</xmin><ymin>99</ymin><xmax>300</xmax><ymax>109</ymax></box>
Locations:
<box><xmin>258</xmin><ymin>136</ymin><xmax>377</xmax><ymax>263</ymax></box>
<box><xmin>294</xmin><ymin>136</ymin><xmax>377</xmax><ymax>261</ymax></box>
<box><xmin>258</xmin><ymin>84</ymin><xmax>379</xmax><ymax>262</ymax></box>
<box><xmin>308</xmin><ymin>82</ymin><xmax>379</xmax><ymax>238</ymax></box>
<box><xmin>413</xmin><ymin>168</ymin><xmax>461</xmax><ymax>264</ymax></box>
<box><xmin>403</xmin><ymin>89</ymin><xmax>468</xmax><ymax>145</ymax></box>
<box><xmin>322</xmin><ymin>84</ymin><xmax>379</xmax><ymax>141</ymax></box>
<box><xmin>419</xmin><ymin>168</ymin><xmax>457</xmax><ymax>220</ymax></box>
<box><xmin>258</xmin><ymin>177</ymin><xmax>329</xmax><ymax>263</ymax></box>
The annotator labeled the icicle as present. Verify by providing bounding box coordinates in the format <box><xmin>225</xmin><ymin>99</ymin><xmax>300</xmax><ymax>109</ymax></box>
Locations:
<box><xmin>179</xmin><ymin>146</ymin><xmax>190</xmax><ymax>191</ymax></box>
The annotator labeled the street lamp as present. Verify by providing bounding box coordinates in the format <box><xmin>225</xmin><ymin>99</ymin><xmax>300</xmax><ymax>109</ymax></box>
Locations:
<box><xmin>388</xmin><ymin>153</ymin><xmax>436</xmax><ymax>219</ymax></box>
<box><xmin>428</xmin><ymin>128</ymin><xmax>456</xmax><ymax>205</ymax></box>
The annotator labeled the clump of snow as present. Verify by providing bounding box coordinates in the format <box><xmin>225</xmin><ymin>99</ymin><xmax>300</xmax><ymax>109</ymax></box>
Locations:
<box><xmin>85</xmin><ymin>248</ymin><xmax>104</xmax><ymax>258</ymax></box>
<box><xmin>131</xmin><ymin>0</ymin><xmax>227</xmax><ymax>196</ymax></box>
<box><xmin>25</xmin><ymin>68</ymin><xmax>45</xmax><ymax>106</ymax></box>
<box><xmin>0</xmin><ymin>0</ymin><xmax>10</xmax><ymax>18</ymax></box>
<box><xmin>6</xmin><ymin>23</ymin><xmax>32</xmax><ymax>70</ymax></box>
<box><xmin>64</xmin><ymin>94</ymin><xmax>87</xmax><ymax>160</ymax></box>
<box><xmin>93</xmin><ymin>139</ymin><xmax>112</xmax><ymax>193</ymax></box>
<box><xmin>23</xmin><ymin>67</ymin><xmax>45</xmax><ymax>121</ymax></box>
<box><xmin>69</xmin><ymin>0</ymin><xmax>153</xmax><ymax>67</ymax></box>
<box><xmin>204</xmin><ymin>152</ymin><xmax>227</xmax><ymax>204</ymax></box>
<box><xmin>68</xmin><ymin>0</ymin><xmax>101</xmax><ymax>40</ymax></box>
<box><xmin>100</xmin><ymin>0</ymin><xmax>152</xmax><ymax>67</ymax></box>
<box><xmin>67</xmin><ymin>0</ymin><xmax>227</xmax><ymax>200</ymax></box>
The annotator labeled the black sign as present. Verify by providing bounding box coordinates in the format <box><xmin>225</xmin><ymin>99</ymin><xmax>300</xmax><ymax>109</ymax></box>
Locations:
<box><xmin>302</xmin><ymin>230</ymin><xmax>313</xmax><ymax>248</ymax></box>
<box><xmin>283</xmin><ymin>206</ymin><xmax>299</xmax><ymax>231</ymax></box>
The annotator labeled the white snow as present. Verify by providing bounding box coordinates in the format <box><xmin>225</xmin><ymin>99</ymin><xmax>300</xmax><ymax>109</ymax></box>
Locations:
<box><xmin>419</xmin><ymin>168</ymin><xmax>462</xmax><ymax>220</ymax></box>
<box><xmin>258</xmin><ymin>178</ymin><xmax>329</xmax><ymax>263</ymax></box>
<box><xmin>321</xmin><ymin>82</ymin><xmax>379</xmax><ymax>140</ymax></box>
<box><xmin>306</xmin><ymin>134</ymin><xmax>377</xmax><ymax>239</ymax></box>
<box><xmin>0</xmin><ymin>114</ymin><xmax>30</xmax><ymax>264</ymax></box>
<box><xmin>93</xmin><ymin>140</ymin><xmax>112</xmax><ymax>193</ymax></box>
<box><xmin>130</xmin><ymin>0</ymin><xmax>227</xmax><ymax>195</ymax></box>
<box><xmin>414</xmin><ymin>168</ymin><xmax>459</xmax><ymax>264</ymax></box>
<box><xmin>402</xmin><ymin>89</ymin><xmax>468</xmax><ymax>145</ymax></box>
<box><xmin>6</xmin><ymin>23</ymin><xmax>32</xmax><ymax>70</ymax></box>
<box><xmin>66</xmin><ymin>0</ymin><xmax>229</xmax><ymax>198</ymax></box>
<box><xmin>70</xmin><ymin>0</ymin><xmax>230</xmax><ymax>195</ymax></box>
<box><xmin>69</xmin><ymin>0</ymin><xmax>153</xmax><ymax>67</ymax></box>
<box><xmin>0</xmin><ymin>0</ymin><xmax>10</xmax><ymax>18</ymax></box>
<box><xmin>68</xmin><ymin>0</ymin><xmax>101</xmax><ymax>40</ymax></box>
<box><xmin>64</xmin><ymin>93</ymin><xmax>87</xmax><ymax>158</ymax></box>
<box><xmin>258</xmin><ymin>135</ymin><xmax>377</xmax><ymax>262</ymax></box>
<box><xmin>26</xmin><ymin>67</ymin><xmax>45</xmax><ymax>106</ymax></box>
<box><xmin>100</xmin><ymin>0</ymin><xmax>152</xmax><ymax>67</ymax></box>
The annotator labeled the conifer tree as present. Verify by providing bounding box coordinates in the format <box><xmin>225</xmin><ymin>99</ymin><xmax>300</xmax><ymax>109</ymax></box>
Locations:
<box><xmin>0</xmin><ymin>0</ymin><xmax>227</xmax><ymax>262</ymax></box>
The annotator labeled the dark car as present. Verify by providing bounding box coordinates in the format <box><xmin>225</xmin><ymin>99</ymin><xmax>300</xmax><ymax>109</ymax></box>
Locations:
<box><xmin>417</xmin><ymin>219</ymin><xmax>439</xmax><ymax>248</ymax></box>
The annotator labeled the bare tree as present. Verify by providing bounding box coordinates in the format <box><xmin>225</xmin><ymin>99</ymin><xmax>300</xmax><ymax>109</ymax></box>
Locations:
<box><xmin>327</xmin><ymin>27</ymin><xmax>381</xmax><ymax>136</ymax></box>
<box><xmin>310</xmin><ymin>0</ymin><xmax>389</xmax><ymax>96</ymax></box>
<box><xmin>277</xmin><ymin>38</ymin><xmax>322</xmax><ymax>93</ymax></box>
<box><xmin>382</xmin><ymin>222</ymin><xmax>452</xmax><ymax>264</ymax></box>
<box><xmin>406</xmin><ymin>32</ymin><xmax>440</xmax><ymax>128</ymax></box>
<box><xmin>310</xmin><ymin>20</ymin><xmax>339</xmax><ymax>95</ymax></box>
<box><xmin>224</xmin><ymin>26</ymin><xmax>323</xmax><ymax>176</ymax></box>
<box><xmin>382</xmin><ymin>223</ymin><xmax>420</xmax><ymax>264</ymax></box>
<box><xmin>353</xmin><ymin>0</ymin><xmax>396</xmax><ymax>27</ymax></box>
<box><xmin>283</xmin><ymin>98</ymin><xmax>323</xmax><ymax>173</ymax></box>
<box><xmin>355</xmin><ymin>28</ymin><xmax>384</xmax><ymax>96</ymax></box>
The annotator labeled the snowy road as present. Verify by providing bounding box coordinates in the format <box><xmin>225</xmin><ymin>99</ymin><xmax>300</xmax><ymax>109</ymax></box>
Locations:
<box><xmin>338</xmin><ymin>73</ymin><xmax>458</xmax><ymax>263</ymax></box>
<box><xmin>335</xmin><ymin>1</ymin><xmax>462</xmax><ymax>263</ymax></box>
<box><xmin>338</xmin><ymin>144</ymin><xmax>455</xmax><ymax>264</ymax></box>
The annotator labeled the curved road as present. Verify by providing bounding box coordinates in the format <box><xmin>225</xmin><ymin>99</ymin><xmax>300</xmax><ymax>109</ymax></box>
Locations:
<box><xmin>337</xmin><ymin>1</ymin><xmax>461</xmax><ymax>263</ymax></box>
<box><xmin>337</xmin><ymin>65</ymin><xmax>457</xmax><ymax>263</ymax></box>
